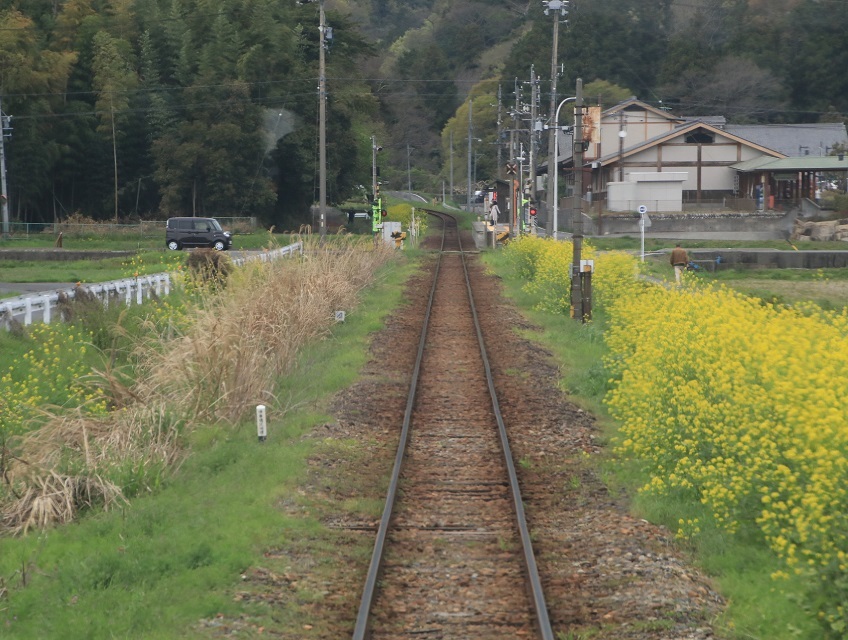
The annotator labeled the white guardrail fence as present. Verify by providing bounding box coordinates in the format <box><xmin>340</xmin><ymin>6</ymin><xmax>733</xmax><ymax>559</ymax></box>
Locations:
<box><xmin>0</xmin><ymin>243</ymin><xmax>302</xmax><ymax>332</ymax></box>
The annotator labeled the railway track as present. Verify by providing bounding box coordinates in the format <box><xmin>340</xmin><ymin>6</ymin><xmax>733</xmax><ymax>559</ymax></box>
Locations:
<box><xmin>352</xmin><ymin>211</ymin><xmax>553</xmax><ymax>639</ymax></box>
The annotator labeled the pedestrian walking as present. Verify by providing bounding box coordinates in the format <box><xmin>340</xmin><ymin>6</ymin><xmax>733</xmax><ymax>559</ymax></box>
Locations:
<box><xmin>670</xmin><ymin>243</ymin><xmax>688</xmax><ymax>285</ymax></box>
<box><xmin>489</xmin><ymin>201</ymin><xmax>500</xmax><ymax>227</ymax></box>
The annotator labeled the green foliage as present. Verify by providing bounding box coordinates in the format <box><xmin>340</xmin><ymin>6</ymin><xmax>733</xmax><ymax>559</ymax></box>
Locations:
<box><xmin>4</xmin><ymin>0</ymin><xmax>848</xmax><ymax>232</ymax></box>
<box><xmin>0</xmin><ymin>246</ymin><xmax>415</xmax><ymax>639</ymax></box>
<box><xmin>0</xmin><ymin>323</ymin><xmax>107</xmax><ymax>476</ymax></box>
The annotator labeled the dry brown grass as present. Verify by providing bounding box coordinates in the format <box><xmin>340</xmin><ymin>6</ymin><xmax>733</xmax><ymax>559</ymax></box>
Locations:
<box><xmin>136</xmin><ymin>234</ymin><xmax>395</xmax><ymax>423</ymax></box>
<box><xmin>2</xmin><ymin>472</ymin><xmax>124</xmax><ymax>535</ymax></box>
<box><xmin>0</xmin><ymin>233</ymin><xmax>396</xmax><ymax>533</ymax></box>
<box><xmin>1</xmin><ymin>405</ymin><xmax>183</xmax><ymax>535</ymax></box>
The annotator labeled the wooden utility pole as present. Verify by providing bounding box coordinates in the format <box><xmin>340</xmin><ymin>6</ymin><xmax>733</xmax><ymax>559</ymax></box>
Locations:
<box><xmin>570</xmin><ymin>78</ymin><xmax>588</xmax><ymax>322</ymax></box>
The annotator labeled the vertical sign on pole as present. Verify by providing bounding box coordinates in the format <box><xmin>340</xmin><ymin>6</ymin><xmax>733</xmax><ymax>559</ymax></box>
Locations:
<box><xmin>256</xmin><ymin>405</ymin><xmax>267</xmax><ymax>442</ymax></box>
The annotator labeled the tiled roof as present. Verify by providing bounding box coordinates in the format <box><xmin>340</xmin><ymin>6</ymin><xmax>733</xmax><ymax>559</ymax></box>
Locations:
<box><xmin>731</xmin><ymin>155</ymin><xmax>848</xmax><ymax>172</ymax></box>
<box><xmin>724</xmin><ymin>123</ymin><xmax>848</xmax><ymax>158</ymax></box>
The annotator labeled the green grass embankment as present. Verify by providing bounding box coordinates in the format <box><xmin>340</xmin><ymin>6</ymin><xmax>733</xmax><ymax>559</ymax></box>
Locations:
<box><xmin>0</xmin><ymin>243</ymin><xmax>416</xmax><ymax>638</ymax></box>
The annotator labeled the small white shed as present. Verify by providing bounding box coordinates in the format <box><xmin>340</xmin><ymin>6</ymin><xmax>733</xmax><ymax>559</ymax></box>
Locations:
<box><xmin>606</xmin><ymin>172</ymin><xmax>688</xmax><ymax>212</ymax></box>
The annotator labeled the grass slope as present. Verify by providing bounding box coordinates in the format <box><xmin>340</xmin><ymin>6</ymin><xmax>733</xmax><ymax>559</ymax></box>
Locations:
<box><xmin>0</xmin><ymin>255</ymin><xmax>417</xmax><ymax>639</ymax></box>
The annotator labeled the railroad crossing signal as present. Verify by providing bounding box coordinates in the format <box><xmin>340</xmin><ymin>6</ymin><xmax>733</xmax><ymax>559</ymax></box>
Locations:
<box><xmin>505</xmin><ymin>162</ymin><xmax>517</xmax><ymax>175</ymax></box>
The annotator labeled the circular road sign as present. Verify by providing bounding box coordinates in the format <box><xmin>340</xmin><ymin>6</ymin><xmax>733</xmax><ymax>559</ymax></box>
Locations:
<box><xmin>637</xmin><ymin>205</ymin><xmax>648</xmax><ymax>215</ymax></box>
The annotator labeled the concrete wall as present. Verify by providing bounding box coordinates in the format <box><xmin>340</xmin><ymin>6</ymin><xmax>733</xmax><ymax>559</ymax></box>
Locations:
<box><xmin>577</xmin><ymin>210</ymin><xmax>793</xmax><ymax>237</ymax></box>
<box><xmin>600</xmin><ymin>111</ymin><xmax>675</xmax><ymax>155</ymax></box>
<box><xmin>607</xmin><ymin>172</ymin><xmax>687</xmax><ymax>212</ymax></box>
<box><xmin>689</xmin><ymin>249</ymin><xmax>848</xmax><ymax>270</ymax></box>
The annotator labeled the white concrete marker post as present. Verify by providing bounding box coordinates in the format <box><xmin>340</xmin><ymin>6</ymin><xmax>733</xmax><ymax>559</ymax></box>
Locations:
<box><xmin>256</xmin><ymin>404</ymin><xmax>267</xmax><ymax>443</ymax></box>
<box><xmin>637</xmin><ymin>204</ymin><xmax>648</xmax><ymax>262</ymax></box>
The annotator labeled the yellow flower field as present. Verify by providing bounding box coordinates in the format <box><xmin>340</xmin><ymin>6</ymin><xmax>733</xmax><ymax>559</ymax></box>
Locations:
<box><xmin>504</xmin><ymin>237</ymin><xmax>848</xmax><ymax>635</ymax></box>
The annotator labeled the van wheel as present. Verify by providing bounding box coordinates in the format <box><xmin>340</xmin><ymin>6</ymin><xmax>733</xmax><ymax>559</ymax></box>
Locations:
<box><xmin>167</xmin><ymin>240</ymin><xmax>181</xmax><ymax>251</ymax></box>
<box><xmin>213</xmin><ymin>240</ymin><xmax>226</xmax><ymax>251</ymax></box>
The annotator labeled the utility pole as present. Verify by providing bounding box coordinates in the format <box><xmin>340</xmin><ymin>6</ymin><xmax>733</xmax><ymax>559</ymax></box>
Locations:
<box><xmin>449</xmin><ymin>130</ymin><xmax>454</xmax><ymax>203</ymax></box>
<box><xmin>544</xmin><ymin>0</ymin><xmax>569</xmax><ymax>238</ymax></box>
<box><xmin>110</xmin><ymin>95</ymin><xmax>118</xmax><ymax>223</ymax></box>
<box><xmin>512</xmin><ymin>78</ymin><xmax>519</xmax><ymax>226</ymax></box>
<box><xmin>467</xmin><ymin>97</ymin><xmax>473</xmax><ymax>212</ymax></box>
<box><xmin>0</xmin><ymin>96</ymin><xmax>10</xmax><ymax>236</ymax></box>
<box><xmin>406</xmin><ymin>143</ymin><xmax>412</xmax><ymax>193</ymax></box>
<box><xmin>545</xmin><ymin>2</ymin><xmax>559</xmax><ymax>238</ymax></box>
<box><xmin>529</xmin><ymin>65</ymin><xmax>538</xmax><ymax>227</ymax></box>
<box><xmin>570</xmin><ymin>78</ymin><xmax>587</xmax><ymax>322</ymax></box>
<box><xmin>318</xmin><ymin>0</ymin><xmax>327</xmax><ymax>240</ymax></box>
<box><xmin>497</xmin><ymin>84</ymin><xmax>503</xmax><ymax>181</ymax></box>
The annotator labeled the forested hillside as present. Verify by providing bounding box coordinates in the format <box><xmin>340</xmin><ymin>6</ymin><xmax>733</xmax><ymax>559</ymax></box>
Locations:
<box><xmin>0</xmin><ymin>0</ymin><xmax>845</xmax><ymax>228</ymax></box>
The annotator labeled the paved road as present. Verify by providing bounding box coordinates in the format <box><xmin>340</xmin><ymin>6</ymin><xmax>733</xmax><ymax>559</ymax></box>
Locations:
<box><xmin>0</xmin><ymin>282</ymin><xmax>76</xmax><ymax>296</ymax></box>
<box><xmin>0</xmin><ymin>249</ymin><xmax>258</xmax><ymax>301</ymax></box>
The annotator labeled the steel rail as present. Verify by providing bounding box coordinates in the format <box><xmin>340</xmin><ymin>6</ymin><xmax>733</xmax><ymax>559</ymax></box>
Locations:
<box><xmin>351</xmin><ymin>214</ymin><xmax>448</xmax><ymax>639</ymax></box>
<box><xmin>352</xmin><ymin>211</ymin><xmax>553</xmax><ymax>639</ymax></box>
<box><xmin>454</xmin><ymin>215</ymin><xmax>555</xmax><ymax>639</ymax></box>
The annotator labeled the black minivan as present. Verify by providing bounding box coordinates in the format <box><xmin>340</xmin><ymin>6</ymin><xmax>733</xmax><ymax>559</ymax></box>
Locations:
<box><xmin>166</xmin><ymin>217</ymin><xmax>232</xmax><ymax>251</ymax></box>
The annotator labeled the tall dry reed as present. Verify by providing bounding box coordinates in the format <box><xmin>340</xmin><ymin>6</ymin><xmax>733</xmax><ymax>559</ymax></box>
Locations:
<box><xmin>1</xmin><ymin>234</ymin><xmax>396</xmax><ymax>533</ymax></box>
<box><xmin>2</xmin><ymin>404</ymin><xmax>183</xmax><ymax>534</ymax></box>
<box><xmin>137</xmin><ymin>235</ymin><xmax>395</xmax><ymax>423</ymax></box>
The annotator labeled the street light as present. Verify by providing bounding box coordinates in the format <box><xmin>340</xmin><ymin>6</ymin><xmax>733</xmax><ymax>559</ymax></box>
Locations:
<box><xmin>552</xmin><ymin>96</ymin><xmax>576</xmax><ymax>238</ymax></box>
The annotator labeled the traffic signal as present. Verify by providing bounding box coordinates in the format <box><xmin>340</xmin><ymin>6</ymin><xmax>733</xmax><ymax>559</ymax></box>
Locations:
<box><xmin>529</xmin><ymin>206</ymin><xmax>537</xmax><ymax>217</ymax></box>
<box><xmin>372</xmin><ymin>198</ymin><xmax>383</xmax><ymax>232</ymax></box>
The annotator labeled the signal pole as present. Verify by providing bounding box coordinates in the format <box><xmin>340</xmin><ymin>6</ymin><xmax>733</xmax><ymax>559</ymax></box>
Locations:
<box><xmin>371</xmin><ymin>136</ymin><xmax>379</xmax><ymax>204</ymax></box>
